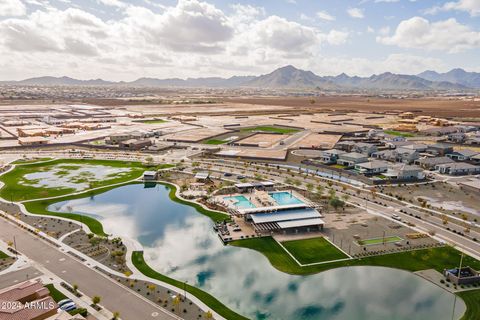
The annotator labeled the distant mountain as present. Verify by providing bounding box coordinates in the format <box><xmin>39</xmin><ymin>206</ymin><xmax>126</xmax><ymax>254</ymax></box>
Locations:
<box><xmin>9</xmin><ymin>76</ymin><xmax>115</xmax><ymax>86</ymax></box>
<box><xmin>1</xmin><ymin>66</ymin><xmax>474</xmax><ymax>91</ymax></box>
<box><xmin>243</xmin><ymin>65</ymin><xmax>336</xmax><ymax>88</ymax></box>
<box><xmin>417</xmin><ymin>68</ymin><xmax>480</xmax><ymax>88</ymax></box>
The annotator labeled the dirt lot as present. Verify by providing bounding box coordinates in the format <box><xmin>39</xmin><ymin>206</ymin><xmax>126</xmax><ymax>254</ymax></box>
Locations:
<box><xmin>224</xmin><ymin>96</ymin><xmax>480</xmax><ymax>118</ymax></box>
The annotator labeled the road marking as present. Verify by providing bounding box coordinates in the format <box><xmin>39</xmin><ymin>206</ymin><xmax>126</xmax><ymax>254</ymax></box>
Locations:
<box><xmin>151</xmin><ymin>312</ymin><xmax>159</xmax><ymax>317</ymax></box>
<box><xmin>59</xmin><ymin>258</ymin><xmax>65</xmax><ymax>262</ymax></box>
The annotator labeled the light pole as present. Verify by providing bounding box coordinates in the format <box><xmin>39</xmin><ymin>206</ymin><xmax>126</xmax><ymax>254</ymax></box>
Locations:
<box><xmin>183</xmin><ymin>280</ymin><xmax>188</xmax><ymax>301</ymax></box>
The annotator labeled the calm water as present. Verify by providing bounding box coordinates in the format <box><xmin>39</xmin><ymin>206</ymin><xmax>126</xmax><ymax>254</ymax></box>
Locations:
<box><xmin>49</xmin><ymin>183</ymin><xmax>466</xmax><ymax>320</ymax></box>
<box><xmin>269</xmin><ymin>191</ymin><xmax>304</xmax><ymax>206</ymax></box>
<box><xmin>223</xmin><ymin>195</ymin><xmax>256</xmax><ymax>209</ymax></box>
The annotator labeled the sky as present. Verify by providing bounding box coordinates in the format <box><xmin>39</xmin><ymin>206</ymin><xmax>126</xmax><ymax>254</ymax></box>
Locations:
<box><xmin>0</xmin><ymin>0</ymin><xmax>479</xmax><ymax>81</ymax></box>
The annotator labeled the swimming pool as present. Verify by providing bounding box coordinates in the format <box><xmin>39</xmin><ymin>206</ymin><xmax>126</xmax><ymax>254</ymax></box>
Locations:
<box><xmin>224</xmin><ymin>195</ymin><xmax>256</xmax><ymax>209</ymax></box>
<box><xmin>269</xmin><ymin>191</ymin><xmax>304</xmax><ymax>206</ymax></box>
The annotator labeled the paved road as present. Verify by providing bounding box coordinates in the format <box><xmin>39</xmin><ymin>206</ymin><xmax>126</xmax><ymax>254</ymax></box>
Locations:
<box><xmin>0</xmin><ymin>266</ymin><xmax>41</xmax><ymax>289</ymax></box>
<box><xmin>0</xmin><ymin>218</ymin><xmax>176</xmax><ymax>320</ymax></box>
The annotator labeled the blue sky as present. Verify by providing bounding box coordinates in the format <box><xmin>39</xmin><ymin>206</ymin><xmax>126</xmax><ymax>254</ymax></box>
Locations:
<box><xmin>0</xmin><ymin>0</ymin><xmax>479</xmax><ymax>80</ymax></box>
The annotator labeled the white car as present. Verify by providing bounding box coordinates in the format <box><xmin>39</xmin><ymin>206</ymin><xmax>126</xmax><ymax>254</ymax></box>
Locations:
<box><xmin>392</xmin><ymin>214</ymin><xmax>402</xmax><ymax>221</ymax></box>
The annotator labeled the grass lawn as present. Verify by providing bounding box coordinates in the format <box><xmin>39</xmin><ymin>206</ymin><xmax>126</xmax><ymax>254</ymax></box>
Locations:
<box><xmin>132</xmin><ymin>251</ymin><xmax>248</xmax><ymax>320</ymax></box>
<box><xmin>458</xmin><ymin>289</ymin><xmax>480</xmax><ymax>320</ymax></box>
<box><xmin>139</xmin><ymin>119</ymin><xmax>167</xmax><ymax>124</ymax></box>
<box><xmin>358</xmin><ymin>236</ymin><xmax>403</xmax><ymax>246</ymax></box>
<box><xmin>0</xmin><ymin>159</ymin><xmax>168</xmax><ymax>202</ymax></box>
<box><xmin>240</xmin><ymin>126</ymin><xmax>300</xmax><ymax>134</ymax></box>
<box><xmin>203</xmin><ymin>139</ymin><xmax>228</xmax><ymax>145</ymax></box>
<box><xmin>45</xmin><ymin>283</ymin><xmax>68</xmax><ymax>302</ymax></box>
<box><xmin>0</xmin><ymin>250</ymin><xmax>9</xmax><ymax>259</ymax></box>
<box><xmin>332</xmin><ymin>164</ymin><xmax>347</xmax><ymax>169</ymax></box>
<box><xmin>282</xmin><ymin>237</ymin><xmax>348</xmax><ymax>264</ymax></box>
<box><xmin>384</xmin><ymin>130</ymin><xmax>415</xmax><ymax>138</ymax></box>
<box><xmin>230</xmin><ymin>237</ymin><xmax>480</xmax><ymax>275</ymax></box>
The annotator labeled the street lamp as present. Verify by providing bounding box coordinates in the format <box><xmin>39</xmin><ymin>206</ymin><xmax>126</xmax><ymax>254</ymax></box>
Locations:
<box><xmin>183</xmin><ymin>280</ymin><xmax>188</xmax><ymax>301</ymax></box>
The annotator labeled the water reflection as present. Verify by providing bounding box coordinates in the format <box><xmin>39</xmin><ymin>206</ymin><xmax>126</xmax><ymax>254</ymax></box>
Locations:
<box><xmin>50</xmin><ymin>183</ymin><xmax>465</xmax><ymax>320</ymax></box>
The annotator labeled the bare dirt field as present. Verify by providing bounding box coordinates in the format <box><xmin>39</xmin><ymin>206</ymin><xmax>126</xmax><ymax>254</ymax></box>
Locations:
<box><xmin>224</xmin><ymin>96</ymin><xmax>480</xmax><ymax>118</ymax></box>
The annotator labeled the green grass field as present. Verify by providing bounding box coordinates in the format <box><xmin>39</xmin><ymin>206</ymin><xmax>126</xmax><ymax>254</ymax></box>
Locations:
<box><xmin>230</xmin><ymin>237</ymin><xmax>480</xmax><ymax>275</ymax></box>
<box><xmin>240</xmin><ymin>126</ymin><xmax>300</xmax><ymax>134</ymax></box>
<box><xmin>0</xmin><ymin>250</ymin><xmax>9</xmax><ymax>259</ymax></box>
<box><xmin>282</xmin><ymin>237</ymin><xmax>348</xmax><ymax>264</ymax></box>
<box><xmin>132</xmin><ymin>251</ymin><xmax>248</xmax><ymax>320</ymax></box>
<box><xmin>138</xmin><ymin>119</ymin><xmax>167</xmax><ymax>124</ymax></box>
<box><xmin>204</xmin><ymin>139</ymin><xmax>228</xmax><ymax>145</ymax></box>
<box><xmin>384</xmin><ymin>130</ymin><xmax>415</xmax><ymax>138</ymax></box>
<box><xmin>0</xmin><ymin>159</ymin><xmax>163</xmax><ymax>202</ymax></box>
<box><xmin>45</xmin><ymin>284</ymin><xmax>68</xmax><ymax>302</ymax></box>
<box><xmin>358</xmin><ymin>236</ymin><xmax>403</xmax><ymax>246</ymax></box>
<box><xmin>458</xmin><ymin>289</ymin><xmax>480</xmax><ymax>320</ymax></box>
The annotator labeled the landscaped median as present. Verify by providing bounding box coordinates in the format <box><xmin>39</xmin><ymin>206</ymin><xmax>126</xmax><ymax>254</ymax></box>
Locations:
<box><xmin>132</xmin><ymin>251</ymin><xmax>248</xmax><ymax>320</ymax></box>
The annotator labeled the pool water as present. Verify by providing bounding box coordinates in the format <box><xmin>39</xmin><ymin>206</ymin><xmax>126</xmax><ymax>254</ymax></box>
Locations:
<box><xmin>224</xmin><ymin>195</ymin><xmax>256</xmax><ymax>209</ymax></box>
<box><xmin>49</xmin><ymin>183</ymin><xmax>466</xmax><ymax>320</ymax></box>
<box><xmin>269</xmin><ymin>191</ymin><xmax>304</xmax><ymax>206</ymax></box>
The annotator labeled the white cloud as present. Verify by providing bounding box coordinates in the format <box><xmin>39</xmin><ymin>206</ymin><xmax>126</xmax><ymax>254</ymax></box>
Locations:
<box><xmin>97</xmin><ymin>0</ymin><xmax>127</xmax><ymax>8</ymax></box>
<box><xmin>316</xmin><ymin>10</ymin><xmax>335</xmax><ymax>21</ymax></box>
<box><xmin>0</xmin><ymin>0</ymin><xmax>26</xmax><ymax>16</ymax></box>
<box><xmin>377</xmin><ymin>16</ymin><xmax>480</xmax><ymax>53</ymax></box>
<box><xmin>347</xmin><ymin>7</ymin><xmax>364</xmax><ymax>18</ymax></box>
<box><xmin>253</xmin><ymin>16</ymin><xmax>319</xmax><ymax>52</ymax></box>
<box><xmin>324</xmin><ymin>30</ymin><xmax>348</xmax><ymax>45</ymax></box>
<box><xmin>426</xmin><ymin>0</ymin><xmax>480</xmax><ymax>16</ymax></box>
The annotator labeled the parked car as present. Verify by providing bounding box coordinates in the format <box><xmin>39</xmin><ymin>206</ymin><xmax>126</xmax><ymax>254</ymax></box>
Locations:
<box><xmin>224</xmin><ymin>172</ymin><xmax>232</xmax><ymax>177</ymax></box>
<box><xmin>60</xmin><ymin>302</ymin><xmax>76</xmax><ymax>311</ymax></box>
<box><xmin>392</xmin><ymin>214</ymin><xmax>402</xmax><ymax>221</ymax></box>
<box><xmin>237</xmin><ymin>175</ymin><xmax>245</xmax><ymax>179</ymax></box>
<box><xmin>57</xmin><ymin>299</ymin><xmax>73</xmax><ymax>308</ymax></box>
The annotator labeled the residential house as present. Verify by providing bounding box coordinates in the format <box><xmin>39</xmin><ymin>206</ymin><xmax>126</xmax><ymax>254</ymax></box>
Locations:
<box><xmin>426</xmin><ymin>143</ymin><xmax>454</xmax><ymax>156</ymax></box>
<box><xmin>384</xmin><ymin>164</ymin><xmax>425</xmax><ymax>180</ymax></box>
<box><xmin>446</xmin><ymin>149</ymin><xmax>479</xmax><ymax>161</ymax></box>
<box><xmin>435</xmin><ymin>163</ymin><xmax>480</xmax><ymax>175</ymax></box>
<box><xmin>335</xmin><ymin>140</ymin><xmax>356</xmax><ymax>152</ymax></box>
<box><xmin>354</xmin><ymin>161</ymin><xmax>389</xmax><ymax>175</ymax></box>
<box><xmin>0</xmin><ymin>279</ymin><xmax>57</xmax><ymax>320</ymax></box>
<box><xmin>352</xmin><ymin>142</ymin><xmax>378</xmax><ymax>156</ymax></box>
<box><xmin>415</xmin><ymin>156</ymin><xmax>455</xmax><ymax>170</ymax></box>
<box><xmin>447</xmin><ymin>132</ymin><xmax>467</xmax><ymax>143</ymax></box>
<box><xmin>318</xmin><ymin>149</ymin><xmax>346</xmax><ymax>164</ymax></box>
<box><xmin>337</xmin><ymin>152</ymin><xmax>369</xmax><ymax>167</ymax></box>
<box><xmin>372</xmin><ymin>147</ymin><xmax>419</xmax><ymax>164</ymax></box>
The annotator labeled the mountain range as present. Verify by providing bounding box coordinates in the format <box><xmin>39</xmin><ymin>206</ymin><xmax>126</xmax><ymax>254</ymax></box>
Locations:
<box><xmin>2</xmin><ymin>65</ymin><xmax>479</xmax><ymax>91</ymax></box>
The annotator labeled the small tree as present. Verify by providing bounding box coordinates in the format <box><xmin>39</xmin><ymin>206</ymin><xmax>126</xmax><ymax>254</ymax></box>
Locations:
<box><xmin>73</xmin><ymin>284</ymin><xmax>79</xmax><ymax>294</ymax></box>
<box><xmin>112</xmin><ymin>311</ymin><xmax>120</xmax><ymax>320</ymax></box>
<box><xmin>92</xmin><ymin>296</ymin><xmax>101</xmax><ymax>306</ymax></box>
